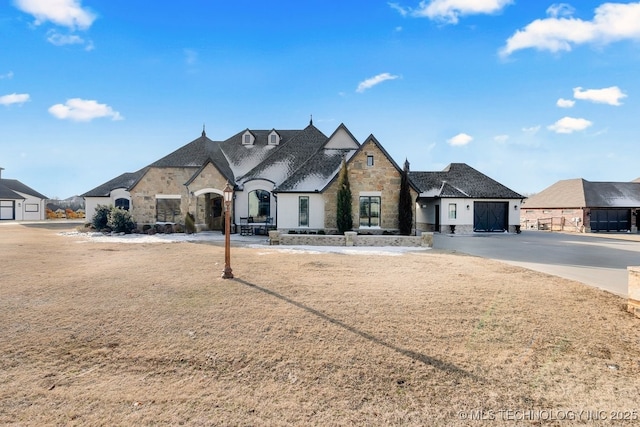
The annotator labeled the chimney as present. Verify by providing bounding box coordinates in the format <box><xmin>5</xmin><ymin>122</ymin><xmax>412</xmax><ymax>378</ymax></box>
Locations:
<box><xmin>0</xmin><ymin>167</ymin><xmax>4</xmax><ymax>180</ymax></box>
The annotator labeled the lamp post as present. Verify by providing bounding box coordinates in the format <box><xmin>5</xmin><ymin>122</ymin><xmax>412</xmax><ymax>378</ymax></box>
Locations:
<box><xmin>222</xmin><ymin>182</ymin><xmax>234</xmax><ymax>279</ymax></box>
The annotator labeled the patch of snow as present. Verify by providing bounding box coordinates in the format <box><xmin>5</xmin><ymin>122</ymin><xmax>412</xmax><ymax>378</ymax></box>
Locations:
<box><xmin>58</xmin><ymin>231</ymin><xmax>429</xmax><ymax>255</ymax></box>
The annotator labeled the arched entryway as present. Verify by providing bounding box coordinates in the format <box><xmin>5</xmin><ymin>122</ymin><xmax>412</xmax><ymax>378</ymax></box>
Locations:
<box><xmin>193</xmin><ymin>188</ymin><xmax>225</xmax><ymax>231</ymax></box>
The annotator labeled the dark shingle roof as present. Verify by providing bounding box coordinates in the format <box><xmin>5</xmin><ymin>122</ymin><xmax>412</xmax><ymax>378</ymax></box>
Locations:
<box><xmin>239</xmin><ymin>124</ymin><xmax>329</xmax><ymax>185</ymax></box>
<box><xmin>410</xmin><ymin>163</ymin><xmax>523</xmax><ymax>199</ymax></box>
<box><xmin>149</xmin><ymin>131</ymin><xmax>234</xmax><ymax>182</ymax></box>
<box><xmin>523</xmin><ymin>179</ymin><xmax>640</xmax><ymax>208</ymax></box>
<box><xmin>276</xmin><ymin>149</ymin><xmax>355</xmax><ymax>192</ymax></box>
<box><xmin>81</xmin><ymin>169</ymin><xmax>148</xmax><ymax>197</ymax></box>
<box><xmin>0</xmin><ymin>179</ymin><xmax>47</xmax><ymax>199</ymax></box>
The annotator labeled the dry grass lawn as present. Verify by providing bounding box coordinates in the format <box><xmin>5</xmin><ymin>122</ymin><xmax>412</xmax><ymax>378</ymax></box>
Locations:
<box><xmin>1</xmin><ymin>222</ymin><xmax>639</xmax><ymax>426</ymax></box>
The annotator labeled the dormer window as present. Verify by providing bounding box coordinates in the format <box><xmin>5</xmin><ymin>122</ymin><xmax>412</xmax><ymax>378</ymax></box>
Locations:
<box><xmin>242</xmin><ymin>130</ymin><xmax>255</xmax><ymax>146</ymax></box>
<box><xmin>268</xmin><ymin>130</ymin><xmax>280</xmax><ymax>146</ymax></box>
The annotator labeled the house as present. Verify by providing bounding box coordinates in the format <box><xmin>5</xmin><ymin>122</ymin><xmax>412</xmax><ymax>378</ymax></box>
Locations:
<box><xmin>82</xmin><ymin>122</ymin><xmax>522</xmax><ymax>234</ymax></box>
<box><xmin>521</xmin><ymin>178</ymin><xmax>640</xmax><ymax>233</ymax></box>
<box><xmin>0</xmin><ymin>171</ymin><xmax>49</xmax><ymax>221</ymax></box>
<box><xmin>410</xmin><ymin>163</ymin><xmax>524</xmax><ymax>233</ymax></box>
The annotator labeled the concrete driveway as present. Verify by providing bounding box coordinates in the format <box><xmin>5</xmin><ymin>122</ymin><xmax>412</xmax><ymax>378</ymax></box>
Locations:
<box><xmin>433</xmin><ymin>230</ymin><xmax>640</xmax><ymax>296</ymax></box>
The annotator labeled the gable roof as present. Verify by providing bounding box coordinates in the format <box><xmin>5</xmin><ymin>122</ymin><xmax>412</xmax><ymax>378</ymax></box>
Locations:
<box><xmin>523</xmin><ymin>179</ymin><xmax>640</xmax><ymax>208</ymax></box>
<box><xmin>81</xmin><ymin>169</ymin><xmax>148</xmax><ymax>197</ymax></box>
<box><xmin>0</xmin><ymin>179</ymin><xmax>47</xmax><ymax>200</ymax></box>
<box><xmin>410</xmin><ymin>163</ymin><xmax>523</xmax><ymax>199</ymax></box>
<box><xmin>150</xmin><ymin>130</ymin><xmax>234</xmax><ymax>181</ymax></box>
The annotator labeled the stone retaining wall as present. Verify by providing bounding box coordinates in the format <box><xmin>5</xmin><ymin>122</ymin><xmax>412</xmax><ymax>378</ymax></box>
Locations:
<box><xmin>269</xmin><ymin>231</ymin><xmax>433</xmax><ymax>247</ymax></box>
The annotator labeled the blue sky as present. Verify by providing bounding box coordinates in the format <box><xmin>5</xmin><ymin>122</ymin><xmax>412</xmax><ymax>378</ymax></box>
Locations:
<box><xmin>2</xmin><ymin>0</ymin><xmax>640</xmax><ymax>199</ymax></box>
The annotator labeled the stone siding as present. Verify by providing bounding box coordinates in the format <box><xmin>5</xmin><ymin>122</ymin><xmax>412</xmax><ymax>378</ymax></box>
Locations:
<box><xmin>130</xmin><ymin>167</ymin><xmax>197</xmax><ymax>226</ymax></box>
<box><xmin>323</xmin><ymin>139</ymin><xmax>418</xmax><ymax>233</ymax></box>
<box><xmin>270</xmin><ymin>231</ymin><xmax>433</xmax><ymax>247</ymax></box>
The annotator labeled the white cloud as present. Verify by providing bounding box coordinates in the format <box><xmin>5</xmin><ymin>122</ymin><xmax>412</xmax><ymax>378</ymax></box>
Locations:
<box><xmin>48</xmin><ymin>98</ymin><xmax>123</xmax><ymax>122</ymax></box>
<box><xmin>0</xmin><ymin>93</ymin><xmax>30</xmax><ymax>106</ymax></box>
<box><xmin>547</xmin><ymin>116</ymin><xmax>593</xmax><ymax>134</ymax></box>
<box><xmin>522</xmin><ymin>125</ymin><xmax>541</xmax><ymax>134</ymax></box>
<box><xmin>556</xmin><ymin>98</ymin><xmax>575</xmax><ymax>108</ymax></box>
<box><xmin>546</xmin><ymin>3</ymin><xmax>575</xmax><ymax>18</ymax></box>
<box><xmin>447</xmin><ymin>132</ymin><xmax>473</xmax><ymax>146</ymax></box>
<box><xmin>494</xmin><ymin>134</ymin><xmax>509</xmax><ymax>143</ymax></box>
<box><xmin>391</xmin><ymin>0</ymin><xmax>513</xmax><ymax>24</ymax></box>
<box><xmin>47</xmin><ymin>31</ymin><xmax>84</xmax><ymax>46</ymax></box>
<box><xmin>356</xmin><ymin>73</ymin><xmax>399</xmax><ymax>93</ymax></box>
<box><xmin>15</xmin><ymin>0</ymin><xmax>96</xmax><ymax>30</ymax></box>
<box><xmin>500</xmin><ymin>2</ymin><xmax>640</xmax><ymax>57</ymax></box>
<box><xmin>0</xmin><ymin>71</ymin><xmax>14</xmax><ymax>79</ymax></box>
<box><xmin>573</xmin><ymin>86</ymin><xmax>627</xmax><ymax>106</ymax></box>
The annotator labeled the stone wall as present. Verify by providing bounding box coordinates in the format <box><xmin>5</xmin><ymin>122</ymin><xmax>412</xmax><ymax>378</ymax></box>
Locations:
<box><xmin>322</xmin><ymin>138</ymin><xmax>418</xmax><ymax>233</ymax></box>
<box><xmin>269</xmin><ymin>231</ymin><xmax>433</xmax><ymax>247</ymax></box>
<box><xmin>130</xmin><ymin>167</ymin><xmax>198</xmax><ymax>226</ymax></box>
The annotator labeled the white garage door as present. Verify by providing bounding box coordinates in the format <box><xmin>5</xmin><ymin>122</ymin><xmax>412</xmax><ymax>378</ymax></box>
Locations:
<box><xmin>0</xmin><ymin>200</ymin><xmax>15</xmax><ymax>220</ymax></box>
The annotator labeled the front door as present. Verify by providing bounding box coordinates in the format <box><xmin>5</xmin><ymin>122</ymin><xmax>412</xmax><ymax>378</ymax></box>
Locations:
<box><xmin>209</xmin><ymin>196</ymin><xmax>223</xmax><ymax>231</ymax></box>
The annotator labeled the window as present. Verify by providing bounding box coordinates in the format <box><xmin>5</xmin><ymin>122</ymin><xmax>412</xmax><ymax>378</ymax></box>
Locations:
<box><xmin>359</xmin><ymin>196</ymin><xmax>380</xmax><ymax>227</ymax></box>
<box><xmin>156</xmin><ymin>198</ymin><xmax>181</xmax><ymax>222</ymax></box>
<box><xmin>448</xmin><ymin>203</ymin><xmax>457</xmax><ymax>220</ymax></box>
<box><xmin>25</xmin><ymin>203</ymin><xmax>39</xmax><ymax>212</ymax></box>
<box><xmin>248</xmin><ymin>190</ymin><xmax>270</xmax><ymax>222</ymax></box>
<box><xmin>367</xmin><ymin>155</ymin><xmax>374</xmax><ymax>167</ymax></box>
<box><xmin>299</xmin><ymin>196</ymin><xmax>309</xmax><ymax>227</ymax></box>
<box><xmin>115</xmin><ymin>198</ymin><xmax>130</xmax><ymax>210</ymax></box>
<box><xmin>244</xmin><ymin>134</ymin><xmax>251</xmax><ymax>144</ymax></box>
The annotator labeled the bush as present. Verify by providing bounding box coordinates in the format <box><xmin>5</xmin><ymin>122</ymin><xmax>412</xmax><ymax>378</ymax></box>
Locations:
<box><xmin>108</xmin><ymin>207</ymin><xmax>136</xmax><ymax>234</ymax></box>
<box><xmin>185</xmin><ymin>212</ymin><xmax>196</xmax><ymax>234</ymax></box>
<box><xmin>92</xmin><ymin>205</ymin><xmax>112</xmax><ymax>230</ymax></box>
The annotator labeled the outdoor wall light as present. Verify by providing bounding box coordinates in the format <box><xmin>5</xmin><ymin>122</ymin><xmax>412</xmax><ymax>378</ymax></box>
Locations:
<box><xmin>466</xmin><ymin>205</ymin><xmax>470</xmax><ymax>210</ymax></box>
<box><xmin>514</xmin><ymin>205</ymin><xmax>518</xmax><ymax>210</ymax></box>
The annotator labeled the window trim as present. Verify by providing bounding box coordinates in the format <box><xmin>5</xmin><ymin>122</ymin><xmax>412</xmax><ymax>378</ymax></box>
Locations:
<box><xmin>448</xmin><ymin>203</ymin><xmax>457</xmax><ymax>220</ymax></box>
<box><xmin>359</xmin><ymin>195</ymin><xmax>381</xmax><ymax>228</ymax></box>
<box><xmin>298</xmin><ymin>196</ymin><xmax>309</xmax><ymax>227</ymax></box>
<box><xmin>366</xmin><ymin>155</ymin><xmax>374</xmax><ymax>167</ymax></box>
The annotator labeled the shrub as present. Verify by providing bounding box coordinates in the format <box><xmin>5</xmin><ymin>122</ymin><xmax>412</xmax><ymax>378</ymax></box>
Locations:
<box><xmin>92</xmin><ymin>205</ymin><xmax>112</xmax><ymax>230</ymax></box>
<box><xmin>185</xmin><ymin>212</ymin><xmax>196</xmax><ymax>234</ymax></box>
<box><xmin>107</xmin><ymin>207</ymin><xmax>136</xmax><ymax>234</ymax></box>
<box><xmin>336</xmin><ymin>160</ymin><xmax>353</xmax><ymax>233</ymax></box>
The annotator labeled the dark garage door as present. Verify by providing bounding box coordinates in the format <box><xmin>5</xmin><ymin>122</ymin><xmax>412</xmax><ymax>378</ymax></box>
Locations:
<box><xmin>590</xmin><ymin>209</ymin><xmax>630</xmax><ymax>232</ymax></box>
<box><xmin>474</xmin><ymin>202</ymin><xmax>508</xmax><ymax>232</ymax></box>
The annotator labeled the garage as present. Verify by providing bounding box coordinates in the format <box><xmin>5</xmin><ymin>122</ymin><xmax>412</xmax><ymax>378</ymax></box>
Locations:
<box><xmin>589</xmin><ymin>209</ymin><xmax>631</xmax><ymax>232</ymax></box>
<box><xmin>0</xmin><ymin>200</ymin><xmax>15</xmax><ymax>220</ymax></box>
<box><xmin>474</xmin><ymin>201</ymin><xmax>508</xmax><ymax>232</ymax></box>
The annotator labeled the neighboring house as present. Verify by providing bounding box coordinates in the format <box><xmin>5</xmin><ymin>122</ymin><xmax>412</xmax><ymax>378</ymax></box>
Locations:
<box><xmin>0</xmin><ymin>176</ymin><xmax>48</xmax><ymax>221</ymax></box>
<box><xmin>521</xmin><ymin>178</ymin><xmax>640</xmax><ymax>233</ymax></box>
<box><xmin>410</xmin><ymin>163</ymin><xmax>524</xmax><ymax>233</ymax></box>
<box><xmin>83</xmin><ymin>122</ymin><xmax>521</xmax><ymax>234</ymax></box>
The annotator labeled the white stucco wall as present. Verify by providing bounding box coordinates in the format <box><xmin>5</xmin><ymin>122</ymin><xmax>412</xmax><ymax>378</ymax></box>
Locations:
<box><xmin>13</xmin><ymin>191</ymin><xmax>46</xmax><ymax>220</ymax></box>
<box><xmin>276</xmin><ymin>193</ymin><xmax>325</xmax><ymax>229</ymax></box>
<box><xmin>417</xmin><ymin>198</ymin><xmax>522</xmax><ymax>231</ymax></box>
<box><xmin>237</xmin><ymin>179</ymin><xmax>276</xmax><ymax>224</ymax></box>
<box><xmin>84</xmin><ymin>188</ymin><xmax>133</xmax><ymax>222</ymax></box>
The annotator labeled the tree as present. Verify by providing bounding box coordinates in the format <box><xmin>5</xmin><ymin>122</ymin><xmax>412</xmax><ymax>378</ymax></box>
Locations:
<box><xmin>336</xmin><ymin>159</ymin><xmax>353</xmax><ymax>233</ymax></box>
<box><xmin>398</xmin><ymin>159</ymin><xmax>413</xmax><ymax>235</ymax></box>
